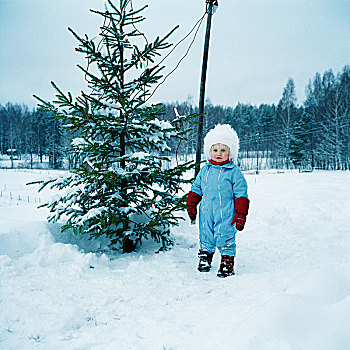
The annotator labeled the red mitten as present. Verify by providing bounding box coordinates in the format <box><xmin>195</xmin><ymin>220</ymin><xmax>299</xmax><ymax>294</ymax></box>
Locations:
<box><xmin>186</xmin><ymin>191</ymin><xmax>202</xmax><ymax>221</ymax></box>
<box><xmin>231</xmin><ymin>197</ymin><xmax>250</xmax><ymax>231</ymax></box>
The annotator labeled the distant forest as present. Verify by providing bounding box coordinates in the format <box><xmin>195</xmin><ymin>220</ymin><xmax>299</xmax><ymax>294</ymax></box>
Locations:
<box><xmin>1</xmin><ymin>65</ymin><xmax>349</xmax><ymax>170</ymax></box>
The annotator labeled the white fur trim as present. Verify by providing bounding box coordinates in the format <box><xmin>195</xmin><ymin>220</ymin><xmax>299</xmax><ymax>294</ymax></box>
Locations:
<box><xmin>203</xmin><ymin>124</ymin><xmax>239</xmax><ymax>161</ymax></box>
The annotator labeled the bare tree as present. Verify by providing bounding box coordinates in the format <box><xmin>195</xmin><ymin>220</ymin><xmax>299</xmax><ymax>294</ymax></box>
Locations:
<box><xmin>276</xmin><ymin>78</ymin><xmax>298</xmax><ymax>168</ymax></box>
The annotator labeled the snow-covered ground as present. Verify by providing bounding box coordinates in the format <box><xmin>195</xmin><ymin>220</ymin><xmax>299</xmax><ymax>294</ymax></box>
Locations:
<box><xmin>0</xmin><ymin>169</ymin><xmax>350</xmax><ymax>349</ymax></box>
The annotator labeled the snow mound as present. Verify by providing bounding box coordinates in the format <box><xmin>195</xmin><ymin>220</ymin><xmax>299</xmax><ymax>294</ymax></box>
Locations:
<box><xmin>231</xmin><ymin>283</ymin><xmax>350</xmax><ymax>350</ymax></box>
<box><xmin>288</xmin><ymin>268</ymin><xmax>350</xmax><ymax>304</ymax></box>
<box><xmin>0</xmin><ymin>222</ymin><xmax>52</xmax><ymax>259</ymax></box>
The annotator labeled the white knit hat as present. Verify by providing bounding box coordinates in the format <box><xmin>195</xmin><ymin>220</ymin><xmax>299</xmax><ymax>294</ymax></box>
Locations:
<box><xmin>203</xmin><ymin>124</ymin><xmax>239</xmax><ymax>162</ymax></box>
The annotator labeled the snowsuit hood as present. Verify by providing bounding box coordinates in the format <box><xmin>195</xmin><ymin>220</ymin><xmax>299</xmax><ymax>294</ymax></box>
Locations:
<box><xmin>203</xmin><ymin>124</ymin><xmax>239</xmax><ymax>162</ymax></box>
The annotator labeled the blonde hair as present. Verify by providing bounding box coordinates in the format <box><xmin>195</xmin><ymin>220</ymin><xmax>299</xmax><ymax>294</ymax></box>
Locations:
<box><xmin>210</xmin><ymin>143</ymin><xmax>230</xmax><ymax>155</ymax></box>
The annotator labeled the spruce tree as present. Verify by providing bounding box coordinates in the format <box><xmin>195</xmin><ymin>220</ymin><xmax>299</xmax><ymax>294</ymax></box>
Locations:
<box><xmin>34</xmin><ymin>0</ymin><xmax>194</xmax><ymax>252</ymax></box>
<box><xmin>289</xmin><ymin>111</ymin><xmax>313</xmax><ymax>169</ymax></box>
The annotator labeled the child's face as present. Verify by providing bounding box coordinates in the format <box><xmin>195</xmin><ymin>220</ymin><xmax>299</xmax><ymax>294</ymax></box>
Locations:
<box><xmin>210</xmin><ymin>144</ymin><xmax>230</xmax><ymax>162</ymax></box>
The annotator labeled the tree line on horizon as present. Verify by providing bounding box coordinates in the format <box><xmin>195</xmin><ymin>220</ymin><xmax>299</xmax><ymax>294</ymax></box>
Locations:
<box><xmin>164</xmin><ymin>64</ymin><xmax>350</xmax><ymax>171</ymax></box>
<box><xmin>0</xmin><ymin>64</ymin><xmax>349</xmax><ymax>171</ymax></box>
<box><xmin>0</xmin><ymin>104</ymin><xmax>66</xmax><ymax>169</ymax></box>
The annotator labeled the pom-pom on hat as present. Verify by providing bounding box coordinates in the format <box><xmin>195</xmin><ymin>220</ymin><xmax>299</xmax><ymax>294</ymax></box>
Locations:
<box><xmin>203</xmin><ymin>124</ymin><xmax>239</xmax><ymax>162</ymax></box>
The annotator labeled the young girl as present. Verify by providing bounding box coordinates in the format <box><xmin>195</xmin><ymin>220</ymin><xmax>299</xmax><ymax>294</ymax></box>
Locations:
<box><xmin>187</xmin><ymin>124</ymin><xmax>249</xmax><ymax>277</ymax></box>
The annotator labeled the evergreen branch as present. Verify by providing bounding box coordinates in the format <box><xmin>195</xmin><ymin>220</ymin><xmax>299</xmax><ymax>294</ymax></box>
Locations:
<box><xmin>106</xmin><ymin>0</ymin><xmax>123</xmax><ymax>17</ymax></box>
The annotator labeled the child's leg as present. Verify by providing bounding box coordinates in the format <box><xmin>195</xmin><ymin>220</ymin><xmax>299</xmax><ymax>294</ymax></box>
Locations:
<box><xmin>197</xmin><ymin>210</ymin><xmax>216</xmax><ymax>272</ymax></box>
<box><xmin>214</xmin><ymin>222</ymin><xmax>237</xmax><ymax>277</ymax></box>
<box><xmin>197</xmin><ymin>250</ymin><xmax>214</xmax><ymax>272</ymax></box>
<box><xmin>217</xmin><ymin>255</ymin><xmax>235</xmax><ymax>277</ymax></box>
<box><xmin>213</xmin><ymin>219</ymin><xmax>237</xmax><ymax>257</ymax></box>
<box><xmin>198</xmin><ymin>210</ymin><xmax>216</xmax><ymax>254</ymax></box>
<box><xmin>216</xmin><ymin>233</ymin><xmax>236</xmax><ymax>257</ymax></box>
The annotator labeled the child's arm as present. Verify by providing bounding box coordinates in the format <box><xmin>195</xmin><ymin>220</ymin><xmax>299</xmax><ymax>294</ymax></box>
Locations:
<box><xmin>231</xmin><ymin>197</ymin><xmax>249</xmax><ymax>230</ymax></box>
<box><xmin>186</xmin><ymin>168</ymin><xmax>203</xmax><ymax>222</ymax></box>
<box><xmin>231</xmin><ymin>169</ymin><xmax>249</xmax><ymax>231</ymax></box>
<box><xmin>186</xmin><ymin>191</ymin><xmax>201</xmax><ymax>222</ymax></box>
<box><xmin>232</xmin><ymin>168</ymin><xmax>248</xmax><ymax>198</ymax></box>
<box><xmin>190</xmin><ymin>168</ymin><xmax>203</xmax><ymax>197</ymax></box>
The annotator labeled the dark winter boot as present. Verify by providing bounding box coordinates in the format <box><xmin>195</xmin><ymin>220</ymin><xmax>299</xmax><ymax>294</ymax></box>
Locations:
<box><xmin>217</xmin><ymin>255</ymin><xmax>235</xmax><ymax>278</ymax></box>
<box><xmin>197</xmin><ymin>250</ymin><xmax>214</xmax><ymax>272</ymax></box>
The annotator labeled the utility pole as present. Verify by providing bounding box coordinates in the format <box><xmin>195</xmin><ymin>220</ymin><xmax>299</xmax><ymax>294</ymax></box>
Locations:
<box><xmin>195</xmin><ymin>0</ymin><xmax>218</xmax><ymax>177</ymax></box>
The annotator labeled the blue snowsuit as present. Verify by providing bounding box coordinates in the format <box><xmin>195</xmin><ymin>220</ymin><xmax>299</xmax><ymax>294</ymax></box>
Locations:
<box><xmin>191</xmin><ymin>161</ymin><xmax>248</xmax><ymax>256</ymax></box>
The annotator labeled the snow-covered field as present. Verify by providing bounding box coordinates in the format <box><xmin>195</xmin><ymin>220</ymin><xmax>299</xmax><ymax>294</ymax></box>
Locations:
<box><xmin>1</xmin><ymin>169</ymin><xmax>350</xmax><ymax>349</ymax></box>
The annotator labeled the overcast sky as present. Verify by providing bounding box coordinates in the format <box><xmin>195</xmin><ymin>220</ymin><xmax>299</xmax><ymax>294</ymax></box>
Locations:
<box><xmin>0</xmin><ymin>0</ymin><xmax>349</xmax><ymax>109</ymax></box>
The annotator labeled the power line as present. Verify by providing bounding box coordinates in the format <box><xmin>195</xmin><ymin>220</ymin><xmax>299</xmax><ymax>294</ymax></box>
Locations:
<box><xmin>145</xmin><ymin>11</ymin><xmax>207</xmax><ymax>103</ymax></box>
<box><xmin>156</xmin><ymin>12</ymin><xmax>207</xmax><ymax>69</ymax></box>
<box><xmin>85</xmin><ymin>1</ymin><xmax>207</xmax><ymax>107</ymax></box>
